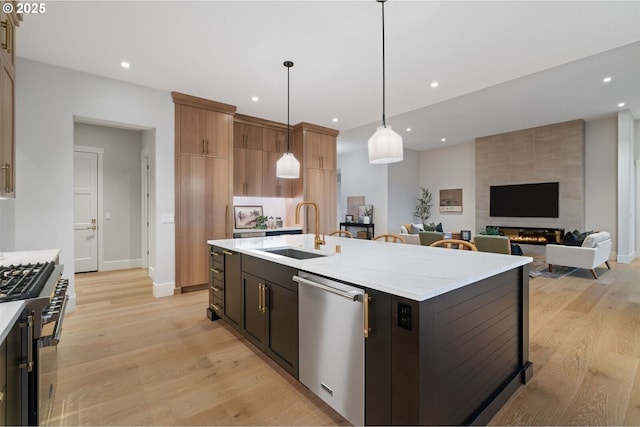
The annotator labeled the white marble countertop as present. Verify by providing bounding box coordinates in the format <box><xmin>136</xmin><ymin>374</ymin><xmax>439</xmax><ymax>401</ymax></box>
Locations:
<box><xmin>0</xmin><ymin>249</ymin><xmax>60</xmax><ymax>266</ymax></box>
<box><xmin>208</xmin><ymin>234</ymin><xmax>532</xmax><ymax>301</ymax></box>
<box><xmin>233</xmin><ymin>227</ymin><xmax>302</xmax><ymax>234</ymax></box>
<box><xmin>0</xmin><ymin>301</ymin><xmax>25</xmax><ymax>343</ymax></box>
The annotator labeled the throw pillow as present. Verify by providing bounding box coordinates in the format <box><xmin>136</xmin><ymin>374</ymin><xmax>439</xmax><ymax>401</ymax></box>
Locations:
<box><xmin>410</xmin><ymin>223</ymin><xmax>423</xmax><ymax>234</ymax></box>
<box><xmin>436</xmin><ymin>222</ymin><xmax>443</xmax><ymax>232</ymax></box>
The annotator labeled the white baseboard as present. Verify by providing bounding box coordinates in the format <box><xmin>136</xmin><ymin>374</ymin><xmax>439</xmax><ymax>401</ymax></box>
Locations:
<box><xmin>153</xmin><ymin>281</ymin><xmax>175</xmax><ymax>298</ymax></box>
<box><xmin>102</xmin><ymin>258</ymin><xmax>142</xmax><ymax>271</ymax></box>
<box><xmin>617</xmin><ymin>252</ymin><xmax>635</xmax><ymax>264</ymax></box>
<box><xmin>65</xmin><ymin>293</ymin><xmax>77</xmax><ymax>312</ymax></box>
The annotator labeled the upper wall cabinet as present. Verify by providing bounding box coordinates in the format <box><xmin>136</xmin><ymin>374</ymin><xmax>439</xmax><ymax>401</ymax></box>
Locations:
<box><xmin>178</xmin><ymin>105</ymin><xmax>231</xmax><ymax>158</ymax></box>
<box><xmin>303</xmin><ymin>130</ymin><xmax>336</xmax><ymax>170</ymax></box>
<box><xmin>263</xmin><ymin>128</ymin><xmax>287</xmax><ymax>153</ymax></box>
<box><xmin>233</xmin><ymin>122</ymin><xmax>263</xmax><ymax>150</ymax></box>
<box><xmin>0</xmin><ymin>4</ymin><xmax>19</xmax><ymax>198</ymax></box>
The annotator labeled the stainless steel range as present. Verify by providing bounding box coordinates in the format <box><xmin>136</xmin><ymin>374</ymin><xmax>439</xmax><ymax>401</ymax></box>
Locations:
<box><xmin>0</xmin><ymin>261</ymin><xmax>69</xmax><ymax>425</ymax></box>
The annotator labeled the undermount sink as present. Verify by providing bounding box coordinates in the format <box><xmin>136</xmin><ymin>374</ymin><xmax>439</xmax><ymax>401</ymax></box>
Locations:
<box><xmin>260</xmin><ymin>247</ymin><xmax>329</xmax><ymax>260</ymax></box>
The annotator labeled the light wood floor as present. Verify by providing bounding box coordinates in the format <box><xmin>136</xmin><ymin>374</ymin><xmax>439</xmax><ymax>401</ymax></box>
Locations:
<box><xmin>42</xmin><ymin>260</ymin><xmax>640</xmax><ymax>426</ymax></box>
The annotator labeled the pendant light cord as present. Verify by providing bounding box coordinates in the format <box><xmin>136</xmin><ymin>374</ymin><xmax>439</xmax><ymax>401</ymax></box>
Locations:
<box><xmin>287</xmin><ymin>63</ymin><xmax>291</xmax><ymax>152</ymax></box>
<box><xmin>381</xmin><ymin>0</ymin><xmax>386</xmax><ymax>128</ymax></box>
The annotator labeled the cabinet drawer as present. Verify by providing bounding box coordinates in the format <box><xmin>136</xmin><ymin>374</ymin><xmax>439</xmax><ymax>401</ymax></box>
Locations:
<box><xmin>210</xmin><ymin>300</ymin><xmax>223</xmax><ymax>316</ymax></box>
<box><xmin>211</xmin><ymin>283</ymin><xmax>224</xmax><ymax>299</ymax></box>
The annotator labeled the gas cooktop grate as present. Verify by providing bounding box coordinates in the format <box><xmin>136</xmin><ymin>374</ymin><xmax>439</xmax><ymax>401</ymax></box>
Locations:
<box><xmin>0</xmin><ymin>262</ymin><xmax>56</xmax><ymax>302</ymax></box>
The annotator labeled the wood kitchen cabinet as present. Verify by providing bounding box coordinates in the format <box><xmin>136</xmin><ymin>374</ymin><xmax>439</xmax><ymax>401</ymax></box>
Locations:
<box><xmin>0</xmin><ymin>4</ymin><xmax>19</xmax><ymax>199</ymax></box>
<box><xmin>233</xmin><ymin>144</ymin><xmax>262</xmax><ymax>196</ymax></box>
<box><xmin>241</xmin><ymin>255</ymin><xmax>298</xmax><ymax>378</ymax></box>
<box><xmin>178</xmin><ymin>105</ymin><xmax>230</xmax><ymax>158</ymax></box>
<box><xmin>292</xmin><ymin>123</ymin><xmax>339</xmax><ymax>234</ymax></box>
<box><xmin>173</xmin><ymin>92</ymin><xmax>235</xmax><ymax>291</ymax></box>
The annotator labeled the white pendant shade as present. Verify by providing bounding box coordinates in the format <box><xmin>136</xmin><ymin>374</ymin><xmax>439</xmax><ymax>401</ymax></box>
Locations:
<box><xmin>276</xmin><ymin>152</ymin><xmax>300</xmax><ymax>178</ymax></box>
<box><xmin>368</xmin><ymin>125</ymin><xmax>403</xmax><ymax>164</ymax></box>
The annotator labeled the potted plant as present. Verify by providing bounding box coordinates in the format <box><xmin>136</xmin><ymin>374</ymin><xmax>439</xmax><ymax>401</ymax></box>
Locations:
<box><xmin>362</xmin><ymin>206</ymin><xmax>373</xmax><ymax>224</ymax></box>
<box><xmin>254</xmin><ymin>215</ymin><xmax>273</xmax><ymax>230</ymax></box>
<box><xmin>414</xmin><ymin>187</ymin><xmax>433</xmax><ymax>228</ymax></box>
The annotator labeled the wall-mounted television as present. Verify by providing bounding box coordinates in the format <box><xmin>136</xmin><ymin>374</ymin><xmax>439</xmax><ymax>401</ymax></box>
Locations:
<box><xmin>490</xmin><ymin>182</ymin><xmax>559</xmax><ymax>218</ymax></box>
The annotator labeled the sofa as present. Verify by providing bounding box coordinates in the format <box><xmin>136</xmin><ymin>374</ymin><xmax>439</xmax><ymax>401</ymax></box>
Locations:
<box><xmin>399</xmin><ymin>223</ymin><xmax>422</xmax><ymax>245</ymax></box>
<box><xmin>545</xmin><ymin>231</ymin><xmax>612</xmax><ymax>279</ymax></box>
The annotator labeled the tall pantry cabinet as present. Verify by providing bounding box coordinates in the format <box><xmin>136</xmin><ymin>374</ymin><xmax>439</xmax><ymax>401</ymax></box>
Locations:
<box><xmin>292</xmin><ymin>123</ymin><xmax>339</xmax><ymax>235</ymax></box>
<box><xmin>0</xmin><ymin>4</ymin><xmax>19</xmax><ymax>198</ymax></box>
<box><xmin>173</xmin><ymin>92</ymin><xmax>236</xmax><ymax>291</ymax></box>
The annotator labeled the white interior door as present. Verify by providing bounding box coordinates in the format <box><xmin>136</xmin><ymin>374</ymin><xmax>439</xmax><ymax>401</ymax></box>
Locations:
<box><xmin>74</xmin><ymin>151</ymin><xmax>99</xmax><ymax>272</ymax></box>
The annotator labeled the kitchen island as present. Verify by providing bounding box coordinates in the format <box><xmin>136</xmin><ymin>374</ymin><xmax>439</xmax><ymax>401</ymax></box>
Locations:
<box><xmin>207</xmin><ymin>234</ymin><xmax>533</xmax><ymax>425</ymax></box>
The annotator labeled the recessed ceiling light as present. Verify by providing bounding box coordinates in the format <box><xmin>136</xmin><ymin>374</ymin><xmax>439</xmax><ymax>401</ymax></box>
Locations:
<box><xmin>603</xmin><ymin>76</ymin><xmax>612</xmax><ymax>83</ymax></box>
<box><xmin>441</xmin><ymin>138</ymin><xmax>446</xmax><ymax>142</ymax></box>
<box><xmin>251</xmin><ymin>96</ymin><xmax>259</xmax><ymax>102</ymax></box>
<box><xmin>120</xmin><ymin>61</ymin><xmax>130</xmax><ymax>69</ymax></box>
<box><xmin>618</xmin><ymin>102</ymin><xmax>626</xmax><ymax>107</ymax></box>
<box><xmin>406</xmin><ymin>127</ymin><xmax>412</xmax><ymax>132</ymax></box>
<box><xmin>430</xmin><ymin>81</ymin><xmax>439</xmax><ymax>88</ymax></box>
<box><xmin>332</xmin><ymin>118</ymin><xmax>339</xmax><ymax>123</ymax></box>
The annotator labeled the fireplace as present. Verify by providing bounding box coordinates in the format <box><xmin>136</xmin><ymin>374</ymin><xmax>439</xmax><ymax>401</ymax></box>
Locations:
<box><xmin>487</xmin><ymin>226</ymin><xmax>564</xmax><ymax>245</ymax></box>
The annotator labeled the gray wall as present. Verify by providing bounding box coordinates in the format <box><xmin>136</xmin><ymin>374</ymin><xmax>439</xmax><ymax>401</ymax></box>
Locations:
<box><xmin>74</xmin><ymin>123</ymin><xmax>143</xmax><ymax>268</ymax></box>
<box><xmin>475</xmin><ymin>119</ymin><xmax>585</xmax><ymax>233</ymax></box>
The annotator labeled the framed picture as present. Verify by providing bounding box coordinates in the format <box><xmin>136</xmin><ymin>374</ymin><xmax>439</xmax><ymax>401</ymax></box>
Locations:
<box><xmin>345</xmin><ymin>214</ymin><xmax>354</xmax><ymax>223</ymax></box>
<box><xmin>440</xmin><ymin>188</ymin><xmax>463</xmax><ymax>213</ymax></box>
<box><xmin>234</xmin><ymin>205</ymin><xmax>263</xmax><ymax>229</ymax></box>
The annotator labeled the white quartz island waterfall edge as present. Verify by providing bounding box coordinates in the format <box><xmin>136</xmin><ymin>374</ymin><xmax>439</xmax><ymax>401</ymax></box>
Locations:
<box><xmin>207</xmin><ymin>234</ymin><xmax>531</xmax><ymax>301</ymax></box>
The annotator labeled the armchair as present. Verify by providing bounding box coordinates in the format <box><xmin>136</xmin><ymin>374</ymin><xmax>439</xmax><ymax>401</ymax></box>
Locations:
<box><xmin>545</xmin><ymin>231</ymin><xmax>612</xmax><ymax>279</ymax></box>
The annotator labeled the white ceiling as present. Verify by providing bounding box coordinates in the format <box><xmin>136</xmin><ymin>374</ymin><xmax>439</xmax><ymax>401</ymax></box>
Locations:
<box><xmin>16</xmin><ymin>1</ymin><xmax>640</xmax><ymax>154</ymax></box>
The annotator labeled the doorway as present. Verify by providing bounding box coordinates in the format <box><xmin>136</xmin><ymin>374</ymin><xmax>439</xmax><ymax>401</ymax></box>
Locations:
<box><xmin>73</xmin><ymin>121</ymin><xmax>147</xmax><ymax>272</ymax></box>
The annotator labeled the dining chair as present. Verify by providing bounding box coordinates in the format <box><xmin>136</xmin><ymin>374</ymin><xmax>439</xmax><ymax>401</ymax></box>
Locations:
<box><xmin>429</xmin><ymin>239</ymin><xmax>478</xmax><ymax>251</ymax></box>
<box><xmin>329</xmin><ymin>230</ymin><xmax>352</xmax><ymax>238</ymax></box>
<box><xmin>473</xmin><ymin>235</ymin><xmax>511</xmax><ymax>254</ymax></box>
<box><xmin>373</xmin><ymin>234</ymin><xmax>406</xmax><ymax>244</ymax></box>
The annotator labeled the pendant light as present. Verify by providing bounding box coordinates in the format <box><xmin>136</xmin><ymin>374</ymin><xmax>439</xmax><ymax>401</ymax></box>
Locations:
<box><xmin>368</xmin><ymin>0</ymin><xmax>403</xmax><ymax>164</ymax></box>
<box><xmin>276</xmin><ymin>60</ymin><xmax>301</xmax><ymax>179</ymax></box>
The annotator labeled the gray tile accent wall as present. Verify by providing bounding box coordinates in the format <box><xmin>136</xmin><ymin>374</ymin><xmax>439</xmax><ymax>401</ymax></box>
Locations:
<box><xmin>475</xmin><ymin>119</ymin><xmax>585</xmax><ymax>233</ymax></box>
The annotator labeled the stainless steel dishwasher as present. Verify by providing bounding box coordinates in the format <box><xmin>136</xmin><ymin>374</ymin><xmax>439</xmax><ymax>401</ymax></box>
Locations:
<box><xmin>293</xmin><ymin>272</ymin><xmax>365</xmax><ymax>426</ymax></box>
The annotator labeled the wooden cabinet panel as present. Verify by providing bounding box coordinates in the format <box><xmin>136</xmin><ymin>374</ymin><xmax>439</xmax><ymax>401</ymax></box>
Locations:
<box><xmin>178</xmin><ymin>105</ymin><xmax>206</xmax><ymax>155</ymax></box>
<box><xmin>233</xmin><ymin>147</ymin><xmax>262</xmax><ymax>196</ymax></box>
<box><xmin>0</xmin><ymin>7</ymin><xmax>17</xmax><ymax>199</ymax></box>
<box><xmin>205</xmin><ymin>157</ymin><xmax>229</xmax><ymax>240</ymax></box>
<box><xmin>304</xmin><ymin>132</ymin><xmax>336</xmax><ymax>170</ymax></box>
<box><xmin>242</xmin><ymin>273</ymin><xmax>267</xmax><ymax>348</ymax></box>
<box><xmin>262</xmin><ymin>151</ymin><xmax>292</xmax><ymax>198</ymax></box>
<box><xmin>305</xmin><ymin>168</ymin><xmax>337</xmax><ymax>235</ymax></box>
<box><xmin>233</xmin><ymin>122</ymin><xmax>262</xmax><ymax>150</ymax></box>
<box><xmin>0</xmin><ymin>57</ymin><xmax>14</xmax><ymax>198</ymax></box>
<box><xmin>205</xmin><ymin>110</ymin><xmax>231</xmax><ymax>158</ymax></box>
<box><xmin>179</xmin><ymin>106</ymin><xmax>230</xmax><ymax>157</ymax></box>
<box><xmin>177</xmin><ymin>155</ymin><xmax>208</xmax><ymax>287</ymax></box>
<box><xmin>224</xmin><ymin>251</ymin><xmax>242</xmax><ymax>328</ymax></box>
<box><xmin>263</xmin><ymin>128</ymin><xmax>287</xmax><ymax>153</ymax></box>
<box><xmin>266</xmin><ymin>282</ymin><xmax>298</xmax><ymax>376</ymax></box>
<box><xmin>177</xmin><ymin>155</ymin><xmax>229</xmax><ymax>288</ymax></box>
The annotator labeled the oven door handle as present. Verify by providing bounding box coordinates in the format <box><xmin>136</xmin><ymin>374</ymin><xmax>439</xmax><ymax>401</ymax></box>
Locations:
<box><xmin>40</xmin><ymin>294</ymin><xmax>69</xmax><ymax>348</ymax></box>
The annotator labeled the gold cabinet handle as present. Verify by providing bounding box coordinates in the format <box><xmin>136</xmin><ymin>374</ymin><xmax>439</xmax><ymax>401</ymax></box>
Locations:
<box><xmin>211</xmin><ymin>251</ymin><xmax>221</xmax><ymax>257</ymax></box>
<box><xmin>19</xmin><ymin>315</ymin><xmax>34</xmax><ymax>372</ymax></box>
<box><xmin>211</xmin><ymin>303</ymin><xmax>221</xmax><ymax>311</ymax></box>
<box><xmin>261</xmin><ymin>284</ymin><xmax>268</xmax><ymax>313</ymax></box>
<box><xmin>2</xmin><ymin>163</ymin><xmax>12</xmax><ymax>193</ymax></box>
<box><xmin>258</xmin><ymin>283</ymin><xmax>263</xmax><ymax>312</ymax></box>
<box><xmin>211</xmin><ymin>285</ymin><xmax>222</xmax><ymax>292</ymax></box>
<box><xmin>1</xmin><ymin>19</ymin><xmax>12</xmax><ymax>53</ymax></box>
<box><xmin>0</xmin><ymin>390</ymin><xmax>4</xmax><ymax>403</ymax></box>
<box><xmin>363</xmin><ymin>293</ymin><xmax>371</xmax><ymax>338</ymax></box>
<box><xmin>211</xmin><ymin>268</ymin><xmax>221</xmax><ymax>274</ymax></box>
<box><xmin>222</xmin><ymin>250</ymin><xmax>233</xmax><ymax>256</ymax></box>
<box><xmin>206</xmin><ymin>139</ymin><xmax>210</xmax><ymax>154</ymax></box>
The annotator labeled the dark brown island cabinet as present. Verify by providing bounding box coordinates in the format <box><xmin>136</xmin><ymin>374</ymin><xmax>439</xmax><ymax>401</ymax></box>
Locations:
<box><xmin>207</xmin><ymin>244</ymin><xmax>532</xmax><ymax>425</ymax></box>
